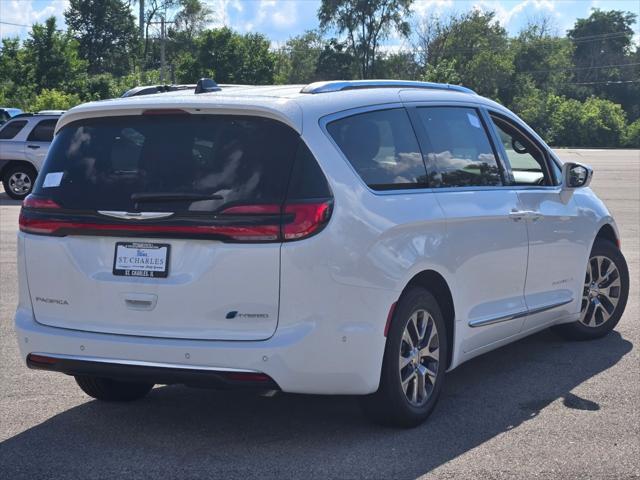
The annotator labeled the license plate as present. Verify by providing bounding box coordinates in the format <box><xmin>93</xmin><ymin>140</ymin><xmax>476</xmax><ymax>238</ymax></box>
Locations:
<box><xmin>113</xmin><ymin>242</ymin><xmax>170</xmax><ymax>278</ymax></box>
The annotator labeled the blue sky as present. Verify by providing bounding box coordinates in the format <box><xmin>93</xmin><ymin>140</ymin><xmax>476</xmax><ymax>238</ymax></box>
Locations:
<box><xmin>1</xmin><ymin>0</ymin><xmax>639</xmax><ymax>47</ymax></box>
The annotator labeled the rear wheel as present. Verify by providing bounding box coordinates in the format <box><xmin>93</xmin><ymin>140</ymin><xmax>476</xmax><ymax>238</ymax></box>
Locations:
<box><xmin>360</xmin><ymin>287</ymin><xmax>447</xmax><ymax>428</ymax></box>
<box><xmin>75</xmin><ymin>375</ymin><xmax>154</xmax><ymax>402</ymax></box>
<box><xmin>3</xmin><ymin>164</ymin><xmax>36</xmax><ymax>200</ymax></box>
<box><xmin>555</xmin><ymin>238</ymin><xmax>629</xmax><ymax>340</ymax></box>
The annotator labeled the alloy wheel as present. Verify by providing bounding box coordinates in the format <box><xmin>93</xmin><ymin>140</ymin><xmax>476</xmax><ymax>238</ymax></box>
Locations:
<box><xmin>399</xmin><ymin>309</ymin><xmax>440</xmax><ymax>406</ymax></box>
<box><xmin>8</xmin><ymin>171</ymin><xmax>32</xmax><ymax>196</ymax></box>
<box><xmin>581</xmin><ymin>255</ymin><xmax>621</xmax><ymax>327</ymax></box>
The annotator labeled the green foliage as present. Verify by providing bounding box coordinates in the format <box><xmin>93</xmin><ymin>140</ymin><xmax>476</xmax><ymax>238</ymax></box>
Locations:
<box><xmin>0</xmin><ymin>2</ymin><xmax>637</xmax><ymax>148</ymax></box>
<box><xmin>623</xmin><ymin>119</ymin><xmax>640</xmax><ymax>148</ymax></box>
<box><xmin>65</xmin><ymin>0</ymin><xmax>139</xmax><ymax>76</ymax></box>
<box><xmin>318</xmin><ymin>0</ymin><xmax>413</xmax><ymax>78</ymax></box>
<box><xmin>23</xmin><ymin>17</ymin><xmax>86</xmax><ymax>92</ymax></box>
<box><xmin>30</xmin><ymin>89</ymin><xmax>82</xmax><ymax>111</ymax></box>
<box><xmin>176</xmin><ymin>28</ymin><xmax>275</xmax><ymax>84</ymax></box>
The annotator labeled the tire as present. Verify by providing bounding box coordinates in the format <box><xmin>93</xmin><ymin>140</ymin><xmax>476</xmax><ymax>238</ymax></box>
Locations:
<box><xmin>75</xmin><ymin>375</ymin><xmax>154</xmax><ymax>402</ymax></box>
<box><xmin>2</xmin><ymin>164</ymin><xmax>37</xmax><ymax>200</ymax></box>
<box><xmin>360</xmin><ymin>286</ymin><xmax>448</xmax><ymax>428</ymax></box>
<box><xmin>554</xmin><ymin>238</ymin><xmax>629</xmax><ymax>341</ymax></box>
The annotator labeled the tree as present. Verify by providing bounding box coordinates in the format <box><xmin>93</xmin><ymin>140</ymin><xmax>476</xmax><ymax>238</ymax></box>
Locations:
<box><xmin>280</xmin><ymin>31</ymin><xmax>326</xmax><ymax>84</ymax></box>
<box><xmin>567</xmin><ymin>9</ymin><xmax>638</xmax><ymax>116</ymax></box>
<box><xmin>30</xmin><ymin>89</ymin><xmax>81</xmax><ymax>111</ymax></box>
<box><xmin>176</xmin><ymin>28</ymin><xmax>275</xmax><ymax>84</ymax></box>
<box><xmin>318</xmin><ymin>0</ymin><xmax>413</xmax><ymax>79</ymax></box>
<box><xmin>65</xmin><ymin>0</ymin><xmax>139</xmax><ymax>76</ymax></box>
<box><xmin>412</xmin><ymin>11</ymin><xmax>514</xmax><ymax>100</ymax></box>
<box><xmin>172</xmin><ymin>0</ymin><xmax>212</xmax><ymax>42</ymax></box>
<box><xmin>512</xmin><ymin>17</ymin><xmax>574</xmax><ymax>94</ymax></box>
<box><xmin>315</xmin><ymin>39</ymin><xmax>357</xmax><ymax>80</ymax></box>
<box><xmin>23</xmin><ymin>17</ymin><xmax>86</xmax><ymax>92</ymax></box>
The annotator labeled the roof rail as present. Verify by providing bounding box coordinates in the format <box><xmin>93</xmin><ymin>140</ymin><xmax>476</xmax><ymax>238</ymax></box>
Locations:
<box><xmin>300</xmin><ymin>80</ymin><xmax>476</xmax><ymax>95</ymax></box>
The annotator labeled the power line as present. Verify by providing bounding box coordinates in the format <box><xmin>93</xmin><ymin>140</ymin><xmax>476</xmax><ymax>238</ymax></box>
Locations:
<box><xmin>0</xmin><ymin>21</ymin><xmax>31</xmax><ymax>28</ymax></box>
<box><xmin>521</xmin><ymin>62</ymin><xmax>640</xmax><ymax>75</ymax></box>
<box><xmin>569</xmin><ymin>79</ymin><xmax>640</xmax><ymax>86</ymax></box>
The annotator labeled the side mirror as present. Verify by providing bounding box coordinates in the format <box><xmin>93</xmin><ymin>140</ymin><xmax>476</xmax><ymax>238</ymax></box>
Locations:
<box><xmin>562</xmin><ymin>162</ymin><xmax>593</xmax><ymax>189</ymax></box>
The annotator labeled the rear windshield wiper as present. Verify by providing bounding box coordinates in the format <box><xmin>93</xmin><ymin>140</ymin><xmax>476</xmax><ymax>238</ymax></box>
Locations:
<box><xmin>131</xmin><ymin>192</ymin><xmax>224</xmax><ymax>203</ymax></box>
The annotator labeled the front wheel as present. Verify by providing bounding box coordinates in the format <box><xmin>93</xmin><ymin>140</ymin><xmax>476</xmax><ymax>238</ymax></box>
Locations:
<box><xmin>555</xmin><ymin>238</ymin><xmax>629</xmax><ymax>340</ymax></box>
<box><xmin>360</xmin><ymin>287</ymin><xmax>447</xmax><ymax>428</ymax></box>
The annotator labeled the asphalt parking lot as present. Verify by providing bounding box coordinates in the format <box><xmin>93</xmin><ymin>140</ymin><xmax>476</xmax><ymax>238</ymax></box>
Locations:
<box><xmin>0</xmin><ymin>149</ymin><xmax>638</xmax><ymax>479</ymax></box>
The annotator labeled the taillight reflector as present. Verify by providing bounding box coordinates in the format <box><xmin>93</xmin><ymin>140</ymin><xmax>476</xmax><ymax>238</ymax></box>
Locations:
<box><xmin>225</xmin><ymin>372</ymin><xmax>272</xmax><ymax>382</ymax></box>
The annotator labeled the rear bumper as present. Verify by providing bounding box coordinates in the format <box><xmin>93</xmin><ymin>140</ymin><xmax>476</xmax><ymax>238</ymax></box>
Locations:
<box><xmin>15</xmin><ymin>305</ymin><xmax>388</xmax><ymax>395</ymax></box>
<box><xmin>27</xmin><ymin>353</ymin><xmax>278</xmax><ymax>390</ymax></box>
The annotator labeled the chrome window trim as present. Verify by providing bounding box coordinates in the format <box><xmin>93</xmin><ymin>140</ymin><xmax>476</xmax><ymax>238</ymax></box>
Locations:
<box><xmin>469</xmin><ymin>298</ymin><xmax>574</xmax><ymax>328</ymax></box>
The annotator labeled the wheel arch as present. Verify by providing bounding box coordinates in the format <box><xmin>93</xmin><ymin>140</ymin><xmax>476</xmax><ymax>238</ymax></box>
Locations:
<box><xmin>1</xmin><ymin>159</ymin><xmax>38</xmax><ymax>178</ymax></box>
<box><xmin>595</xmin><ymin>223</ymin><xmax>620</xmax><ymax>249</ymax></box>
<box><xmin>402</xmin><ymin>270</ymin><xmax>455</xmax><ymax>369</ymax></box>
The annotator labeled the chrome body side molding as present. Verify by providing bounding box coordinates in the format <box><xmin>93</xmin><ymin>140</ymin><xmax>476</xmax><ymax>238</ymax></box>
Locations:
<box><xmin>469</xmin><ymin>298</ymin><xmax>574</xmax><ymax>328</ymax></box>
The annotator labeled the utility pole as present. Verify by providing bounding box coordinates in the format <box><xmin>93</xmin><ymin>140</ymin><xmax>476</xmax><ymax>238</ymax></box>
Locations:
<box><xmin>160</xmin><ymin>15</ymin><xmax>166</xmax><ymax>83</ymax></box>
<box><xmin>139</xmin><ymin>0</ymin><xmax>145</xmax><ymax>38</ymax></box>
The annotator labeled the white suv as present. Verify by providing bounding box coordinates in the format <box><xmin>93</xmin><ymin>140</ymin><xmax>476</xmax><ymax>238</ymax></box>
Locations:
<box><xmin>15</xmin><ymin>80</ymin><xmax>629</xmax><ymax>427</ymax></box>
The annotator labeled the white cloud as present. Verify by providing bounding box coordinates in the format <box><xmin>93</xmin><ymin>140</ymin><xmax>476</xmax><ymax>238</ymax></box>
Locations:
<box><xmin>0</xmin><ymin>0</ymin><xmax>69</xmax><ymax>38</ymax></box>
<box><xmin>472</xmin><ymin>0</ymin><xmax>556</xmax><ymax>27</ymax></box>
<box><xmin>254</xmin><ymin>0</ymin><xmax>298</xmax><ymax>29</ymax></box>
<box><xmin>206</xmin><ymin>0</ymin><xmax>244</xmax><ymax>28</ymax></box>
<box><xmin>412</xmin><ymin>0</ymin><xmax>455</xmax><ymax>18</ymax></box>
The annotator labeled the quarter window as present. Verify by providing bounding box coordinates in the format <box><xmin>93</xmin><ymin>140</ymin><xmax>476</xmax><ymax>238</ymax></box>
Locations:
<box><xmin>327</xmin><ymin>109</ymin><xmax>427</xmax><ymax>190</ymax></box>
<box><xmin>27</xmin><ymin>119</ymin><xmax>57</xmax><ymax>142</ymax></box>
<box><xmin>414</xmin><ymin>107</ymin><xmax>502</xmax><ymax>188</ymax></box>
<box><xmin>0</xmin><ymin>120</ymin><xmax>28</xmax><ymax>140</ymax></box>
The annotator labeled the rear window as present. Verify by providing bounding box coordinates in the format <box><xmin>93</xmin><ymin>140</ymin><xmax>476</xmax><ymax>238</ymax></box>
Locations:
<box><xmin>0</xmin><ymin>120</ymin><xmax>27</xmax><ymax>140</ymax></box>
<box><xmin>33</xmin><ymin>115</ymin><xmax>303</xmax><ymax>212</ymax></box>
<box><xmin>327</xmin><ymin>109</ymin><xmax>426</xmax><ymax>190</ymax></box>
<box><xmin>27</xmin><ymin>119</ymin><xmax>57</xmax><ymax>142</ymax></box>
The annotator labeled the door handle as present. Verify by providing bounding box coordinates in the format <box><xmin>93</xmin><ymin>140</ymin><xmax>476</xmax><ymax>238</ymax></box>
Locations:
<box><xmin>510</xmin><ymin>210</ymin><xmax>542</xmax><ymax>222</ymax></box>
<box><xmin>509</xmin><ymin>210</ymin><xmax>526</xmax><ymax>221</ymax></box>
<box><xmin>27</xmin><ymin>145</ymin><xmax>40</xmax><ymax>149</ymax></box>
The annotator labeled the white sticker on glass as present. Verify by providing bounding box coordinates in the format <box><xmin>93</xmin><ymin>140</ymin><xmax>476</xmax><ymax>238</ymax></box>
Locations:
<box><xmin>467</xmin><ymin>113</ymin><xmax>481</xmax><ymax>129</ymax></box>
<box><xmin>42</xmin><ymin>171</ymin><xmax>63</xmax><ymax>188</ymax></box>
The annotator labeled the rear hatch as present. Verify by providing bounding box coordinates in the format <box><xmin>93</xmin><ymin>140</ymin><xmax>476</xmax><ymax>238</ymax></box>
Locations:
<box><xmin>20</xmin><ymin>112</ymin><xmax>332</xmax><ymax>340</ymax></box>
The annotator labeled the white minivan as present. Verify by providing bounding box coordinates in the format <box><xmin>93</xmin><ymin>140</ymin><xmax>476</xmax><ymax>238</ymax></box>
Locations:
<box><xmin>15</xmin><ymin>80</ymin><xmax>629</xmax><ymax>427</ymax></box>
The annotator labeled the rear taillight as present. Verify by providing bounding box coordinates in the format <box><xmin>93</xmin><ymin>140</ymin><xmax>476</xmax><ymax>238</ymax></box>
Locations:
<box><xmin>22</xmin><ymin>195</ymin><xmax>61</xmax><ymax>209</ymax></box>
<box><xmin>19</xmin><ymin>195</ymin><xmax>63</xmax><ymax>234</ymax></box>
<box><xmin>282</xmin><ymin>202</ymin><xmax>332</xmax><ymax>240</ymax></box>
<box><xmin>20</xmin><ymin>197</ymin><xmax>332</xmax><ymax>242</ymax></box>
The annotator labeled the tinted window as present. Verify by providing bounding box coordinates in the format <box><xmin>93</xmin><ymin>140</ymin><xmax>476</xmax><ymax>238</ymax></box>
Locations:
<box><xmin>415</xmin><ymin>107</ymin><xmax>501</xmax><ymax>188</ymax></box>
<box><xmin>34</xmin><ymin>115</ymin><xmax>302</xmax><ymax>212</ymax></box>
<box><xmin>27</xmin><ymin>119</ymin><xmax>57</xmax><ymax>142</ymax></box>
<box><xmin>286</xmin><ymin>142</ymin><xmax>331</xmax><ymax>200</ymax></box>
<box><xmin>0</xmin><ymin>120</ymin><xmax>27</xmax><ymax>140</ymax></box>
<box><xmin>490</xmin><ymin>115</ymin><xmax>554</xmax><ymax>186</ymax></box>
<box><xmin>327</xmin><ymin>109</ymin><xmax>426</xmax><ymax>190</ymax></box>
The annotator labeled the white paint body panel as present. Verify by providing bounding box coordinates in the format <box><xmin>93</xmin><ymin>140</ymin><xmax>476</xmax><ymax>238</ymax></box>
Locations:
<box><xmin>15</xmin><ymin>86</ymin><xmax>618</xmax><ymax>394</ymax></box>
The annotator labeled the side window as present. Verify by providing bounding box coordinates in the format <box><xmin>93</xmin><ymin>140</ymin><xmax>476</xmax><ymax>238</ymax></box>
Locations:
<box><xmin>27</xmin><ymin>119</ymin><xmax>57</xmax><ymax>142</ymax></box>
<box><xmin>414</xmin><ymin>107</ymin><xmax>502</xmax><ymax>188</ymax></box>
<box><xmin>327</xmin><ymin>108</ymin><xmax>426</xmax><ymax>190</ymax></box>
<box><xmin>489</xmin><ymin>115</ymin><xmax>554</xmax><ymax>186</ymax></box>
<box><xmin>0</xmin><ymin>120</ymin><xmax>28</xmax><ymax>140</ymax></box>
